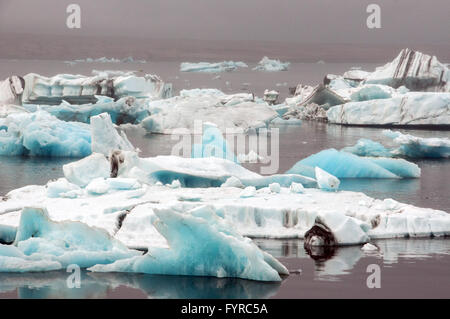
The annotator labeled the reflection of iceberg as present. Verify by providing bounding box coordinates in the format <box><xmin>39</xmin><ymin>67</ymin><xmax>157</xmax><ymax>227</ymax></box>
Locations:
<box><xmin>0</xmin><ymin>270</ymin><xmax>281</xmax><ymax>299</ymax></box>
<box><xmin>180</xmin><ymin>61</ymin><xmax>248</xmax><ymax>73</ymax></box>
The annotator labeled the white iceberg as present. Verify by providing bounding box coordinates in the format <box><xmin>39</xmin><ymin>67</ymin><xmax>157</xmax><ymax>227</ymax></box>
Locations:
<box><xmin>315</xmin><ymin>167</ymin><xmax>340</xmax><ymax>191</ymax></box>
<box><xmin>0</xmin><ymin>76</ymin><xmax>24</xmax><ymax>106</ymax></box>
<box><xmin>141</xmin><ymin>89</ymin><xmax>278</xmax><ymax>134</ymax></box>
<box><xmin>21</xmin><ymin>72</ymin><xmax>172</xmax><ymax>105</ymax></box>
<box><xmin>253</xmin><ymin>57</ymin><xmax>290</xmax><ymax>71</ymax></box>
<box><xmin>327</xmin><ymin>92</ymin><xmax>450</xmax><ymax>126</ymax></box>
<box><xmin>180</xmin><ymin>61</ymin><xmax>248</xmax><ymax>73</ymax></box>
<box><xmin>364</xmin><ymin>48</ymin><xmax>450</xmax><ymax>92</ymax></box>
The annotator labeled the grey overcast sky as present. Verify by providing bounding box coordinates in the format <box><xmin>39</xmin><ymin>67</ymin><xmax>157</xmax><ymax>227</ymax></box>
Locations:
<box><xmin>1</xmin><ymin>0</ymin><xmax>449</xmax><ymax>44</ymax></box>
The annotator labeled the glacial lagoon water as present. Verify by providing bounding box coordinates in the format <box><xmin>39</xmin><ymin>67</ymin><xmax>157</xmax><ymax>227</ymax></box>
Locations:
<box><xmin>0</xmin><ymin>59</ymin><xmax>449</xmax><ymax>298</ymax></box>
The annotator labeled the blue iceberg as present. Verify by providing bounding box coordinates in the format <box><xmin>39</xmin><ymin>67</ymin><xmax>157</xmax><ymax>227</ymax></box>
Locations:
<box><xmin>0</xmin><ymin>111</ymin><xmax>91</xmax><ymax>157</ymax></box>
<box><xmin>287</xmin><ymin>149</ymin><xmax>420</xmax><ymax>179</ymax></box>
<box><xmin>89</xmin><ymin>206</ymin><xmax>288</xmax><ymax>281</ymax></box>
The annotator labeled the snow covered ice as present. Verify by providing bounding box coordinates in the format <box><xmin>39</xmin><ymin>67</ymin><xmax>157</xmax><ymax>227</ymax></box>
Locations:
<box><xmin>180</xmin><ymin>61</ymin><xmax>248</xmax><ymax>73</ymax></box>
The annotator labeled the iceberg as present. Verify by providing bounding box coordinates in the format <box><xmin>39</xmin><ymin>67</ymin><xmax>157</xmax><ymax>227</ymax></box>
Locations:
<box><xmin>364</xmin><ymin>48</ymin><xmax>450</xmax><ymax>92</ymax></box>
<box><xmin>0</xmin><ymin>111</ymin><xmax>91</xmax><ymax>157</ymax></box>
<box><xmin>0</xmin><ymin>76</ymin><xmax>25</xmax><ymax>106</ymax></box>
<box><xmin>0</xmin><ymin>207</ymin><xmax>139</xmax><ymax>272</ymax></box>
<box><xmin>180</xmin><ymin>61</ymin><xmax>248</xmax><ymax>73</ymax></box>
<box><xmin>327</xmin><ymin>92</ymin><xmax>450</xmax><ymax>126</ymax></box>
<box><xmin>90</xmin><ymin>112</ymin><xmax>136</xmax><ymax>156</ymax></box>
<box><xmin>253</xmin><ymin>57</ymin><xmax>290</xmax><ymax>71</ymax></box>
<box><xmin>263</xmin><ymin>90</ymin><xmax>279</xmax><ymax>105</ymax></box>
<box><xmin>287</xmin><ymin>149</ymin><xmax>420</xmax><ymax>179</ymax></box>
<box><xmin>141</xmin><ymin>89</ymin><xmax>278</xmax><ymax>134</ymax></box>
<box><xmin>341</xmin><ymin>138</ymin><xmax>393</xmax><ymax>157</ymax></box>
<box><xmin>89</xmin><ymin>206</ymin><xmax>288</xmax><ymax>282</ymax></box>
<box><xmin>21</xmin><ymin>72</ymin><xmax>172</xmax><ymax>105</ymax></box>
<box><xmin>66</xmin><ymin>57</ymin><xmax>147</xmax><ymax>64</ymax></box>
<box><xmin>24</xmin><ymin>96</ymin><xmax>151</xmax><ymax>125</ymax></box>
<box><xmin>383</xmin><ymin>130</ymin><xmax>450</xmax><ymax>158</ymax></box>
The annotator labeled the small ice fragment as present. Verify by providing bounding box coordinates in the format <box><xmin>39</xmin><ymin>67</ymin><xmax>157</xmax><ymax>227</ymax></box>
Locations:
<box><xmin>315</xmin><ymin>167</ymin><xmax>340</xmax><ymax>191</ymax></box>
<box><xmin>269</xmin><ymin>183</ymin><xmax>281</xmax><ymax>193</ymax></box>
<box><xmin>240</xmin><ymin>186</ymin><xmax>256</xmax><ymax>198</ymax></box>
<box><xmin>290</xmin><ymin>182</ymin><xmax>305</xmax><ymax>194</ymax></box>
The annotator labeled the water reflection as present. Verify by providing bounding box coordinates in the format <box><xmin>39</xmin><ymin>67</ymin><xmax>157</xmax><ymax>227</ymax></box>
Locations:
<box><xmin>0</xmin><ymin>272</ymin><xmax>280</xmax><ymax>299</ymax></box>
<box><xmin>255</xmin><ymin>238</ymin><xmax>450</xmax><ymax>281</ymax></box>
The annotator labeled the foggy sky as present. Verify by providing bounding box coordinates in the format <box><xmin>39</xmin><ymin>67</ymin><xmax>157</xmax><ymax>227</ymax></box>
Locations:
<box><xmin>1</xmin><ymin>0</ymin><xmax>449</xmax><ymax>45</ymax></box>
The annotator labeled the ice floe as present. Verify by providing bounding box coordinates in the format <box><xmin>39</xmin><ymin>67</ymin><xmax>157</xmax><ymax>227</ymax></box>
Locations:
<box><xmin>180</xmin><ymin>61</ymin><xmax>248</xmax><ymax>73</ymax></box>
<box><xmin>253</xmin><ymin>57</ymin><xmax>290</xmax><ymax>72</ymax></box>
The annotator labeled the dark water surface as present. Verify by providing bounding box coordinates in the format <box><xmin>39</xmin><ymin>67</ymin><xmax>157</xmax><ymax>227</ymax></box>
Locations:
<box><xmin>0</xmin><ymin>59</ymin><xmax>449</xmax><ymax>299</ymax></box>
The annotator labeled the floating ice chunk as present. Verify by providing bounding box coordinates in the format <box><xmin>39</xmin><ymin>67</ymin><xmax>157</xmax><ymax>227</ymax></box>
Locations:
<box><xmin>192</xmin><ymin>122</ymin><xmax>237</xmax><ymax>163</ymax></box>
<box><xmin>328</xmin><ymin>92</ymin><xmax>450</xmax><ymax>126</ymax></box>
<box><xmin>180</xmin><ymin>61</ymin><xmax>248</xmax><ymax>73</ymax></box>
<box><xmin>269</xmin><ymin>183</ymin><xmax>281</xmax><ymax>193</ymax></box>
<box><xmin>237</xmin><ymin>150</ymin><xmax>264</xmax><ymax>163</ymax></box>
<box><xmin>383</xmin><ymin>130</ymin><xmax>450</xmax><ymax>158</ymax></box>
<box><xmin>0</xmin><ymin>111</ymin><xmax>91</xmax><ymax>157</ymax></box>
<box><xmin>63</xmin><ymin>153</ymin><xmax>110</xmax><ymax>187</ymax></box>
<box><xmin>361</xmin><ymin>243</ymin><xmax>379</xmax><ymax>251</ymax></box>
<box><xmin>141</xmin><ymin>89</ymin><xmax>277</xmax><ymax>134</ymax></box>
<box><xmin>240</xmin><ymin>186</ymin><xmax>257</xmax><ymax>198</ymax></box>
<box><xmin>169</xmin><ymin>180</ymin><xmax>181</xmax><ymax>189</ymax></box>
<box><xmin>364</xmin><ymin>48</ymin><xmax>450</xmax><ymax>92</ymax></box>
<box><xmin>90</xmin><ymin>112</ymin><xmax>135</xmax><ymax>156</ymax></box>
<box><xmin>221</xmin><ymin>176</ymin><xmax>244</xmax><ymax>188</ymax></box>
<box><xmin>89</xmin><ymin>206</ymin><xmax>287</xmax><ymax>281</ymax></box>
<box><xmin>366</xmin><ymin>157</ymin><xmax>420</xmax><ymax>178</ymax></box>
<box><xmin>290</xmin><ymin>182</ymin><xmax>305</xmax><ymax>194</ymax></box>
<box><xmin>290</xmin><ymin>149</ymin><xmax>400</xmax><ymax>179</ymax></box>
<box><xmin>253</xmin><ymin>57</ymin><xmax>290</xmax><ymax>72</ymax></box>
<box><xmin>305</xmin><ymin>211</ymin><xmax>369</xmax><ymax>246</ymax></box>
<box><xmin>22</xmin><ymin>73</ymin><xmax>171</xmax><ymax>105</ymax></box>
<box><xmin>315</xmin><ymin>167</ymin><xmax>340</xmax><ymax>191</ymax></box>
<box><xmin>0</xmin><ymin>207</ymin><xmax>139</xmax><ymax>272</ymax></box>
<box><xmin>341</xmin><ymin>138</ymin><xmax>393</xmax><ymax>157</ymax></box>
<box><xmin>282</xmin><ymin>103</ymin><xmax>327</xmax><ymax>122</ymax></box>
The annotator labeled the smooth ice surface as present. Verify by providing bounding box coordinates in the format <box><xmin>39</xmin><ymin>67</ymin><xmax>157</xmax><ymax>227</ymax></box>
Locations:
<box><xmin>315</xmin><ymin>167</ymin><xmax>340</xmax><ymax>191</ymax></box>
<box><xmin>327</xmin><ymin>92</ymin><xmax>450</xmax><ymax>126</ymax></box>
<box><xmin>89</xmin><ymin>206</ymin><xmax>287</xmax><ymax>281</ymax></box>
<box><xmin>288</xmin><ymin>149</ymin><xmax>420</xmax><ymax>179</ymax></box>
<box><xmin>180</xmin><ymin>61</ymin><xmax>248</xmax><ymax>73</ymax></box>
<box><xmin>253</xmin><ymin>57</ymin><xmax>290</xmax><ymax>72</ymax></box>
<box><xmin>0</xmin><ymin>111</ymin><xmax>91</xmax><ymax>157</ymax></box>
<box><xmin>141</xmin><ymin>89</ymin><xmax>278</xmax><ymax>133</ymax></box>
<box><xmin>90</xmin><ymin>112</ymin><xmax>135</xmax><ymax>156</ymax></box>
